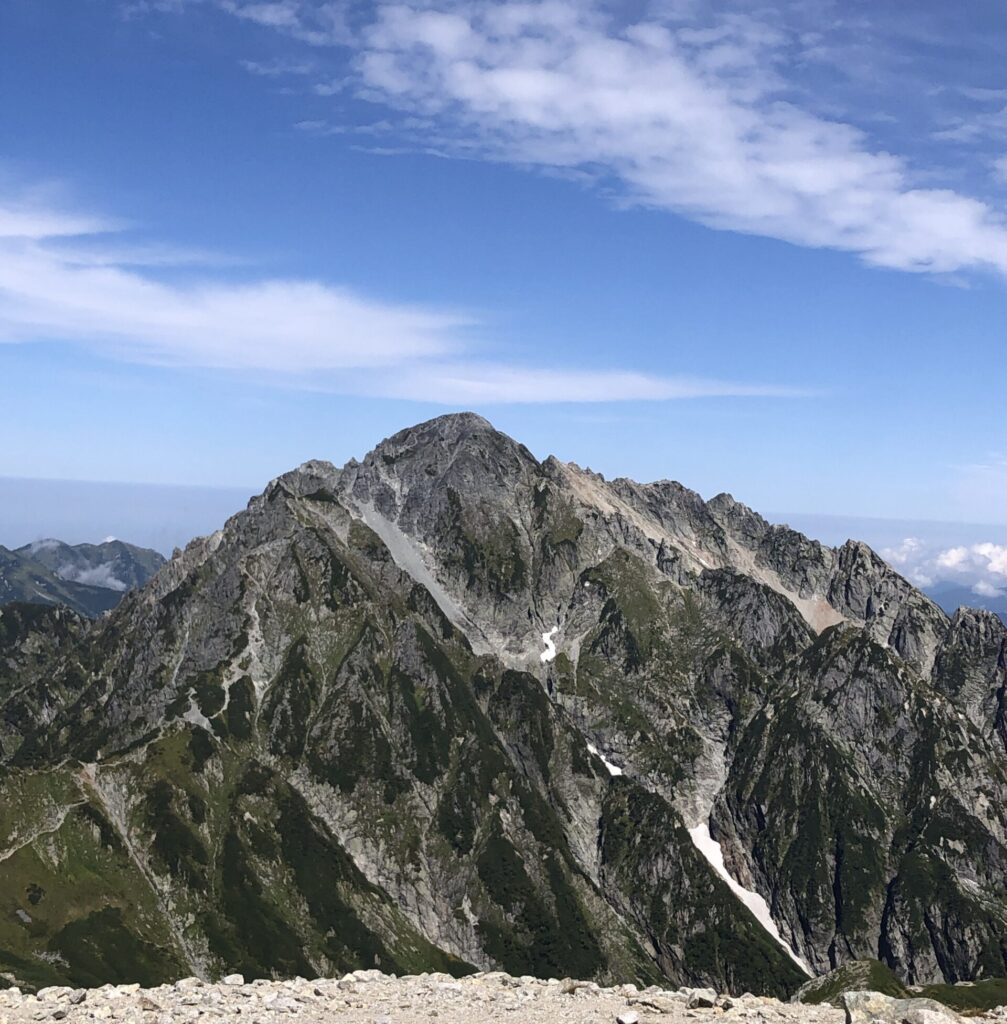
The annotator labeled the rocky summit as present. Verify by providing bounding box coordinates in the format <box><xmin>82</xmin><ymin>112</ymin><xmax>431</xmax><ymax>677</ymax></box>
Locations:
<box><xmin>1</xmin><ymin>414</ymin><xmax>1005</xmax><ymax>998</ymax></box>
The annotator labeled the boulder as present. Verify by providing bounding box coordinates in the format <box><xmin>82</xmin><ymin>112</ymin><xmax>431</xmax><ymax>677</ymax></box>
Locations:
<box><xmin>842</xmin><ymin>990</ymin><xmax>961</xmax><ymax>1024</ymax></box>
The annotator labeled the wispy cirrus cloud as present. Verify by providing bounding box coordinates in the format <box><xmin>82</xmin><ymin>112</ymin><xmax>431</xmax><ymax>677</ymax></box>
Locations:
<box><xmin>0</xmin><ymin>188</ymin><xmax>800</xmax><ymax>403</ymax></box>
<box><xmin>220</xmin><ymin>0</ymin><xmax>351</xmax><ymax>44</ymax></box>
<box><xmin>0</xmin><ymin>195</ymin><xmax>465</xmax><ymax>373</ymax></box>
<box><xmin>348</xmin><ymin>2</ymin><xmax>1007</xmax><ymax>279</ymax></box>
<box><xmin>146</xmin><ymin>1</ymin><xmax>1007</xmax><ymax>281</ymax></box>
<box><xmin>240</xmin><ymin>56</ymin><xmax>315</xmax><ymax>76</ymax></box>
<box><xmin>356</xmin><ymin>362</ymin><xmax>803</xmax><ymax>404</ymax></box>
<box><xmin>124</xmin><ymin>0</ymin><xmax>353</xmax><ymax>43</ymax></box>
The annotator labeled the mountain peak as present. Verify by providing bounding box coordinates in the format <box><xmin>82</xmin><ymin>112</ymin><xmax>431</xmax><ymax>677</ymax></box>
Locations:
<box><xmin>350</xmin><ymin>412</ymin><xmax>538</xmax><ymax>495</ymax></box>
<box><xmin>1</xmin><ymin>415</ymin><xmax>1003</xmax><ymax>996</ymax></box>
<box><xmin>378</xmin><ymin>411</ymin><xmax>499</xmax><ymax>449</ymax></box>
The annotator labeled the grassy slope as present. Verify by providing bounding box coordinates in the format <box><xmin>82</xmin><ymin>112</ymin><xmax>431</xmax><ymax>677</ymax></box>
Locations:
<box><xmin>797</xmin><ymin>960</ymin><xmax>1007</xmax><ymax>1015</ymax></box>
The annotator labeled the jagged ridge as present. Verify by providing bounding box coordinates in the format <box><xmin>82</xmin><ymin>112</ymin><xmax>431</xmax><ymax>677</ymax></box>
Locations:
<box><xmin>0</xmin><ymin>414</ymin><xmax>1004</xmax><ymax>995</ymax></box>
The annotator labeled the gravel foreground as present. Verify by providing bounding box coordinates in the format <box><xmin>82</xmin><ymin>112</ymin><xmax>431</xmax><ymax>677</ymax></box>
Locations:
<box><xmin>0</xmin><ymin>971</ymin><xmax>847</xmax><ymax>1024</ymax></box>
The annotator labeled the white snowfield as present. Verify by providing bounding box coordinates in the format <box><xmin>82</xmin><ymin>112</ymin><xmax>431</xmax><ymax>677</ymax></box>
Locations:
<box><xmin>687</xmin><ymin>822</ymin><xmax>811</xmax><ymax>975</ymax></box>
<box><xmin>540</xmin><ymin>626</ymin><xmax>559</xmax><ymax>663</ymax></box>
<box><xmin>587</xmin><ymin>742</ymin><xmax>624</xmax><ymax>776</ymax></box>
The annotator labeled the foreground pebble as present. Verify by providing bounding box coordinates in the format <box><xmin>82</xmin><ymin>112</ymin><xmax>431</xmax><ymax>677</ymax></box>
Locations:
<box><xmin>0</xmin><ymin>971</ymin><xmax>854</xmax><ymax>1024</ymax></box>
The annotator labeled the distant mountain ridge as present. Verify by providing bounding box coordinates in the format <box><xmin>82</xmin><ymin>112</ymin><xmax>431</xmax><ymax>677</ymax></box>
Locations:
<box><xmin>0</xmin><ymin>538</ymin><xmax>165</xmax><ymax>616</ymax></box>
<box><xmin>0</xmin><ymin>414</ymin><xmax>1004</xmax><ymax>996</ymax></box>
<box><xmin>925</xmin><ymin>581</ymin><xmax>1007</xmax><ymax>624</ymax></box>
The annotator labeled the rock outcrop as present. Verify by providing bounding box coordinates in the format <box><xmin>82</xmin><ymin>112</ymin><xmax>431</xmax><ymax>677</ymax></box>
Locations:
<box><xmin>841</xmin><ymin>991</ymin><xmax>960</xmax><ymax>1024</ymax></box>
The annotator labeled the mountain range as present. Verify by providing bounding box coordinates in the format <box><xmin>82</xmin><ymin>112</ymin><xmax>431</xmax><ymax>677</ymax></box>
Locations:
<box><xmin>925</xmin><ymin>581</ymin><xmax>1007</xmax><ymax>624</ymax></box>
<box><xmin>0</xmin><ymin>539</ymin><xmax>165</xmax><ymax>617</ymax></box>
<box><xmin>0</xmin><ymin>413</ymin><xmax>1004</xmax><ymax>997</ymax></box>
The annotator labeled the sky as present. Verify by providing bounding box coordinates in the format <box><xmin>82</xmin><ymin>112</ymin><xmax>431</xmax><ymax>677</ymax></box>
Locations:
<box><xmin>3</xmin><ymin>0</ymin><xmax>1007</xmax><ymax>593</ymax></box>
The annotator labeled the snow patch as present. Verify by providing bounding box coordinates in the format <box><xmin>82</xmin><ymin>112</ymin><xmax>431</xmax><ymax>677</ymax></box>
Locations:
<box><xmin>688</xmin><ymin>822</ymin><xmax>810</xmax><ymax>975</ymax></box>
<box><xmin>539</xmin><ymin>626</ymin><xmax>559</xmax><ymax>663</ymax></box>
<box><xmin>587</xmin><ymin>742</ymin><xmax>624</xmax><ymax>777</ymax></box>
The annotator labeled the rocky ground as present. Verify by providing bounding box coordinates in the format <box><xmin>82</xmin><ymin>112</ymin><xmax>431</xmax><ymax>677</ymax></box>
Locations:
<box><xmin>4</xmin><ymin>969</ymin><xmax>1007</xmax><ymax>1024</ymax></box>
<box><xmin>0</xmin><ymin>972</ymin><xmax>847</xmax><ymax>1024</ymax></box>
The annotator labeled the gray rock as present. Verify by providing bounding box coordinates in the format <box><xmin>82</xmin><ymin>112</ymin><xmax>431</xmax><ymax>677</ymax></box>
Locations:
<box><xmin>687</xmin><ymin>989</ymin><xmax>719</xmax><ymax>1009</ymax></box>
<box><xmin>841</xmin><ymin>991</ymin><xmax>960</xmax><ymax>1024</ymax></box>
<box><xmin>630</xmin><ymin>993</ymin><xmax>690</xmax><ymax>1013</ymax></box>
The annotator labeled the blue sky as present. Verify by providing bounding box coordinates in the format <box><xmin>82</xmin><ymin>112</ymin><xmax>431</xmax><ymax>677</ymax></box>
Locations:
<box><xmin>4</xmin><ymin>0</ymin><xmax>1007</xmax><ymax>589</ymax></box>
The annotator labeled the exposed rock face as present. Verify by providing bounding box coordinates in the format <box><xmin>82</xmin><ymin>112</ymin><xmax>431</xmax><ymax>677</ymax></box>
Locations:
<box><xmin>0</xmin><ymin>414</ymin><xmax>1004</xmax><ymax>996</ymax></box>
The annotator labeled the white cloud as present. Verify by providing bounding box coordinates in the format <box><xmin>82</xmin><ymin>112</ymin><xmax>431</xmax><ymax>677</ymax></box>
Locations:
<box><xmin>0</xmin><ymin>190</ymin><xmax>800</xmax><ymax>402</ymax></box>
<box><xmin>0</xmin><ymin>217</ymin><xmax>467</xmax><ymax>373</ymax></box>
<box><xmin>28</xmin><ymin>538</ymin><xmax>62</xmax><ymax>554</ymax></box>
<box><xmin>934</xmin><ymin>106</ymin><xmax>1007</xmax><ymax>145</ymax></box>
<box><xmin>879</xmin><ymin>537</ymin><xmax>935</xmax><ymax>588</ymax></box>
<box><xmin>871</xmin><ymin>536</ymin><xmax>1007</xmax><ymax>600</ymax></box>
<box><xmin>0</xmin><ymin>203</ymin><xmax>116</xmax><ymax>240</ymax></box>
<box><xmin>972</xmin><ymin>579</ymin><xmax>1005</xmax><ymax>599</ymax></box>
<box><xmin>240</xmin><ymin>57</ymin><xmax>314</xmax><ymax>76</ymax></box>
<box><xmin>935</xmin><ymin>542</ymin><xmax>1007</xmax><ymax>577</ymax></box>
<box><xmin>219</xmin><ymin>0</ymin><xmax>350</xmax><ymax>45</ymax></box>
<box><xmin>345</xmin><ymin>2</ymin><xmax>1007</xmax><ymax>279</ymax></box>
<box><xmin>973</xmin><ymin>542</ymin><xmax>1007</xmax><ymax>576</ymax></box>
<box><xmin>57</xmin><ymin>562</ymin><xmax>129</xmax><ymax>592</ymax></box>
<box><xmin>880</xmin><ymin>536</ymin><xmax>924</xmax><ymax>566</ymax></box>
<box><xmin>134</xmin><ymin>2</ymin><xmax>1007</xmax><ymax>282</ymax></box>
<box><xmin>936</xmin><ymin>545</ymin><xmax>970</xmax><ymax>570</ymax></box>
<box><xmin>358</xmin><ymin>362</ymin><xmax>803</xmax><ymax>404</ymax></box>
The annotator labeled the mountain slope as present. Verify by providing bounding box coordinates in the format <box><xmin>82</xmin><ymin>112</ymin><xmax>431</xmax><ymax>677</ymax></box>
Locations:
<box><xmin>925</xmin><ymin>581</ymin><xmax>1007</xmax><ymax>625</ymax></box>
<box><xmin>0</xmin><ymin>414</ymin><xmax>1004</xmax><ymax>994</ymax></box>
<box><xmin>17</xmin><ymin>539</ymin><xmax>165</xmax><ymax>592</ymax></box>
<box><xmin>0</xmin><ymin>540</ymin><xmax>164</xmax><ymax>617</ymax></box>
<box><xmin>0</xmin><ymin>547</ymin><xmax>122</xmax><ymax>617</ymax></box>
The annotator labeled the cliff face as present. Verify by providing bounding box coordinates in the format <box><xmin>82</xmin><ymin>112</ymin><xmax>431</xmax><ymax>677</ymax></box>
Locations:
<box><xmin>0</xmin><ymin>414</ymin><xmax>1003</xmax><ymax>996</ymax></box>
